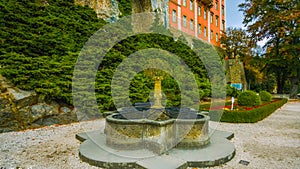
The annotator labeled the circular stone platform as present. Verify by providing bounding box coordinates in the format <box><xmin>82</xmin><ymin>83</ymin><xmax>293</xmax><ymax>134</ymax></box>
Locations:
<box><xmin>76</xmin><ymin>129</ymin><xmax>235</xmax><ymax>169</ymax></box>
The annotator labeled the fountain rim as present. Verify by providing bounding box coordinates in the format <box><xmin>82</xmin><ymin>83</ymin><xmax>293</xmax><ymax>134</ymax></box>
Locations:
<box><xmin>106</xmin><ymin>112</ymin><xmax>210</xmax><ymax>126</ymax></box>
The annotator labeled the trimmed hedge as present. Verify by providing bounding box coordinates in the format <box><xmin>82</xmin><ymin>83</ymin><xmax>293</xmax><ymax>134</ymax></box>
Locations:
<box><xmin>216</xmin><ymin>98</ymin><xmax>288</xmax><ymax>123</ymax></box>
<box><xmin>238</xmin><ymin>90</ymin><xmax>261</xmax><ymax>106</ymax></box>
<box><xmin>259</xmin><ymin>90</ymin><xmax>272</xmax><ymax>102</ymax></box>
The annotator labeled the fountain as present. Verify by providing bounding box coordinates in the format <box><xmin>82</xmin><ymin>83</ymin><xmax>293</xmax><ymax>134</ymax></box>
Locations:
<box><xmin>75</xmin><ymin>1</ymin><xmax>235</xmax><ymax>168</ymax></box>
<box><xmin>76</xmin><ymin>74</ymin><xmax>235</xmax><ymax>168</ymax></box>
<box><xmin>105</xmin><ymin>75</ymin><xmax>210</xmax><ymax>154</ymax></box>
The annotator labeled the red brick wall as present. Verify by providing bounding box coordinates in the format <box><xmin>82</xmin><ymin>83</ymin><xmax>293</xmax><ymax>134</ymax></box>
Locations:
<box><xmin>168</xmin><ymin>0</ymin><xmax>225</xmax><ymax>47</ymax></box>
<box><xmin>180</xmin><ymin>0</ymin><xmax>196</xmax><ymax>36</ymax></box>
<box><xmin>169</xmin><ymin>1</ymin><xmax>179</xmax><ymax>29</ymax></box>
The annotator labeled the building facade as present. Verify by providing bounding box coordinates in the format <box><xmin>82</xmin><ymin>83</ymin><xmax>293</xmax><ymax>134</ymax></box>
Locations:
<box><xmin>75</xmin><ymin>0</ymin><xmax>226</xmax><ymax>46</ymax></box>
<box><xmin>168</xmin><ymin>0</ymin><xmax>226</xmax><ymax>46</ymax></box>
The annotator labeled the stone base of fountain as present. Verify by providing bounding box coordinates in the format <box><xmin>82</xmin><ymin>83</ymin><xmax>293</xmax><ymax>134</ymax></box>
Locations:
<box><xmin>105</xmin><ymin>111</ymin><xmax>210</xmax><ymax>154</ymax></box>
<box><xmin>76</xmin><ymin>128</ymin><xmax>235</xmax><ymax>169</ymax></box>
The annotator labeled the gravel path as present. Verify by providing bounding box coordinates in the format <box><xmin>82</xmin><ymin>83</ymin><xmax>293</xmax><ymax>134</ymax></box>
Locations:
<box><xmin>1</xmin><ymin>101</ymin><xmax>299</xmax><ymax>169</ymax></box>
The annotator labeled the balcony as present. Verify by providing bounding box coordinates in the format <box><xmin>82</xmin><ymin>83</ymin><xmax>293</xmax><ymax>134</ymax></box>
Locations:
<box><xmin>197</xmin><ymin>0</ymin><xmax>213</xmax><ymax>8</ymax></box>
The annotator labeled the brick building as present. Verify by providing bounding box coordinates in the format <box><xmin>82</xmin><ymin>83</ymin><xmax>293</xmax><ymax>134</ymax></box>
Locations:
<box><xmin>75</xmin><ymin>0</ymin><xmax>226</xmax><ymax>46</ymax></box>
<box><xmin>168</xmin><ymin>0</ymin><xmax>226</xmax><ymax>46</ymax></box>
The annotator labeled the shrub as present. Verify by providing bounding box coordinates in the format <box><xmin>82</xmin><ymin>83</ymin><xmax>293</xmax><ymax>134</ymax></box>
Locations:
<box><xmin>237</xmin><ymin>90</ymin><xmax>261</xmax><ymax>106</ymax></box>
<box><xmin>259</xmin><ymin>90</ymin><xmax>272</xmax><ymax>102</ymax></box>
<box><xmin>226</xmin><ymin>85</ymin><xmax>239</xmax><ymax>97</ymax></box>
<box><xmin>217</xmin><ymin>98</ymin><xmax>288</xmax><ymax>123</ymax></box>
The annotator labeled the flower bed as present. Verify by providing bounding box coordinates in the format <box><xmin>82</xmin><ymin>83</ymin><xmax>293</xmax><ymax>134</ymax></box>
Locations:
<box><xmin>203</xmin><ymin>98</ymin><xmax>288</xmax><ymax>123</ymax></box>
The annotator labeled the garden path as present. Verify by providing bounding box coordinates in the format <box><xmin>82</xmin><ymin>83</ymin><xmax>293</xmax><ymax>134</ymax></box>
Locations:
<box><xmin>0</xmin><ymin>101</ymin><xmax>299</xmax><ymax>169</ymax></box>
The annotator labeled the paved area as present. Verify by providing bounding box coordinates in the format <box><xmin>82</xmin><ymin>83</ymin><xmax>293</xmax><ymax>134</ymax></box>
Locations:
<box><xmin>207</xmin><ymin>101</ymin><xmax>300</xmax><ymax>169</ymax></box>
<box><xmin>76</xmin><ymin>129</ymin><xmax>235</xmax><ymax>169</ymax></box>
<box><xmin>0</xmin><ymin>101</ymin><xmax>299</xmax><ymax>169</ymax></box>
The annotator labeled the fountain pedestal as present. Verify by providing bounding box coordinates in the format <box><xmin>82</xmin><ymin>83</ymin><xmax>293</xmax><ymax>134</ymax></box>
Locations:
<box><xmin>105</xmin><ymin>111</ymin><xmax>210</xmax><ymax>154</ymax></box>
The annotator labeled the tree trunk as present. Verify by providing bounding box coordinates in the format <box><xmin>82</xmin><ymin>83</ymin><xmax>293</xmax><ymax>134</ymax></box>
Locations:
<box><xmin>289</xmin><ymin>67</ymin><xmax>300</xmax><ymax>99</ymax></box>
<box><xmin>276</xmin><ymin>73</ymin><xmax>285</xmax><ymax>94</ymax></box>
<box><xmin>277</xmin><ymin>81</ymin><xmax>284</xmax><ymax>94</ymax></box>
<box><xmin>289</xmin><ymin>76</ymin><xmax>299</xmax><ymax>99</ymax></box>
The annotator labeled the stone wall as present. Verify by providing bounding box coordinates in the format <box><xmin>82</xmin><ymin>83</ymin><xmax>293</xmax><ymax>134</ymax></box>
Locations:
<box><xmin>0</xmin><ymin>76</ymin><xmax>78</xmax><ymax>133</ymax></box>
<box><xmin>74</xmin><ymin>0</ymin><xmax>119</xmax><ymax>22</ymax></box>
<box><xmin>132</xmin><ymin>0</ymin><xmax>169</xmax><ymax>33</ymax></box>
<box><xmin>225</xmin><ymin>59</ymin><xmax>247</xmax><ymax>90</ymax></box>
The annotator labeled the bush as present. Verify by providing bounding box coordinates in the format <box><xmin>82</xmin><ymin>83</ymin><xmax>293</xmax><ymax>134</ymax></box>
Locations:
<box><xmin>259</xmin><ymin>90</ymin><xmax>272</xmax><ymax>102</ymax></box>
<box><xmin>217</xmin><ymin>98</ymin><xmax>288</xmax><ymax>123</ymax></box>
<box><xmin>226</xmin><ymin>85</ymin><xmax>240</xmax><ymax>97</ymax></box>
<box><xmin>237</xmin><ymin>90</ymin><xmax>261</xmax><ymax>106</ymax></box>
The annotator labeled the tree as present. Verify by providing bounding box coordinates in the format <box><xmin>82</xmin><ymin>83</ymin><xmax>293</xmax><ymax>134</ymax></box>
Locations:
<box><xmin>239</xmin><ymin>0</ymin><xmax>300</xmax><ymax>97</ymax></box>
<box><xmin>221</xmin><ymin>27</ymin><xmax>258</xmax><ymax>90</ymax></box>
<box><xmin>220</xmin><ymin>27</ymin><xmax>254</xmax><ymax>63</ymax></box>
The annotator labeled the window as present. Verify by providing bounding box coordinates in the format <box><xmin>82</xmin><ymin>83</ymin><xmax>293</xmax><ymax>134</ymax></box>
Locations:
<box><xmin>183</xmin><ymin>0</ymin><xmax>186</xmax><ymax>6</ymax></box>
<box><xmin>183</xmin><ymin>15</ymin><xmax>187</xmax><ymax>27</ymax></box>
<box><xmin>190</xmin><ymin>0</ymin><xmax>193</xmax><ymax>10</ymax></box>
<box><xmin>198</xmin><ymin>24</ymin><xmax>202</xmax><ymax>34</ymax></box>
<box><xmin>222</xmin><ymin>20</ymin><xmax>225</xmax><ymax>30</ymax></box>
<box><xmin>190</xmin><ymin>19</ymin><xmax>194</xmax><ymax>30</ymax></box>
<box><xmin>211</xmin><ymin>12</ymin><xmax>214</xmax><ymax>23</ymax></box>
<box><xmin>222</xmin><ymin>5</ymin><xmax>225</xmax><ymax>15</ymax></box>
<box><xmin>211</xmin><ymin>30</ymin><xmax>213</xmax><ymax>40</ymax></box>
<box><xmin>216</xmin><ymin>33</ymin><xmax>219</xmax><ymax>42</ymax></box>
<box><xmin>198</xmin><ymin>6</ymin><xmax>201</xmax><ymax>16</ymax></box>
<box><xmin>215</xmin><ymin>1</ymin><xmax>219</xmax><ymax>10</ymax></box>
<box><xmin>216</xmin><ymin>15</ymin><xmax>219</xmax><ymax>27</ymax></box>
<box><xmin>172</xmin><ymin>10</ymin><xmax>177</xmax><ymax>22</ymax></box>
<box><xmin>204</xmin><ymin>8</ymin><xmax>207</xmax><ymax>19</ymax></box>
<box><xmin>204</xmin><ymin>27</ymin><xmax>207</xmax><ymax>37</ymax></box>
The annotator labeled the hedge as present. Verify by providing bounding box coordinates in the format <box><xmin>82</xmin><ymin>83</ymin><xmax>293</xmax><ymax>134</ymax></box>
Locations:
<box><xmin>212</xmin><ymin>98</ymin><xmax>288</xmax><ymax>123</ymax></box>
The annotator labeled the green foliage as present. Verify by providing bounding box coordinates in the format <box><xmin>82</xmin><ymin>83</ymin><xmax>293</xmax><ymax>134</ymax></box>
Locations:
<box><xmin>237</xmin><ymin>90</ymin><xmax>261</xmax><ymax>106</ymax></box>
<box><xmin>259</xmin><ymin>90</ymin><xmax>272</xmax><ymax>102</ymax></box>
<box><xmin>226</xmin><ymin>85</ymin><xmax>239</xmax><ymax>97</ymax></box>
<box><xmin>239</xmin><ymin>0</ymin><xmax>300</xmax><ymax>97</ymax></box>
<box><xmin>219</xmin><ymin>99</ymin><xmax>288</xmax><ymax>123</ymax></box>
<box><xmin>220</xmin><ymin>27</ymin><xmax>254</xmax><ymax>60</ymax></box>
<box><xmin>96</xmin><ymin>34</ymin><xmax>210</xmax><ymax>111</ymax></box>
<box><xmin>0</xmin><ymin>0</ymin><xmax>217</xmax><ymax>114</ymax></box>
<box><xmin>117</xmin><ymin>0</ymin><xmax>132</xmax><ymax>17</ymax></box>
<box><xmin>0</xmin><ymin>0</ymin><xmax>106</xmax><ymax>103</ymax></box>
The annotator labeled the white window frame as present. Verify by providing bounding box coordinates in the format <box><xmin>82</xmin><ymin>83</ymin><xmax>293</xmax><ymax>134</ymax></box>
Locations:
<box><xmin>183</xmin><ymin>15</ymin><xmax>187</xmax><ymax>27</ymax></box>
<box><xmin>172</xmin><ymin>10</ymin><xmax>177</xmax><ymax>22</ymax></box>
<box><xmin>198</xmin><ymin>24</ymin><xmax>202</xmax><ymax>34</ymax></box>
<box><xmin>190</xmin><ymin>0</ymin><xmax>193</xmax><ymax>10</ymax></box>
<box><xmin>215</xmin><ymin>1</ymin><xmax>218</xmax><ymax>10</ymax></box>
<box><xmin>222</xmin><ymin>5</ymin><xmax>225</xmax><ymax>16</ymax></box>
<box><xmin>190</xmin><ymin>19</ymin><xmax>194</xmax><ymax>30</ymax></box>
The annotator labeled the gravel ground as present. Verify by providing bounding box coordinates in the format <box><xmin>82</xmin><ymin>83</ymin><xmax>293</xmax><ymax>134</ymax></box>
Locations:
<box><xmin>0</xmin><ymin>101</ymin><xmax>299</xmax><ymax>169</ymax></box>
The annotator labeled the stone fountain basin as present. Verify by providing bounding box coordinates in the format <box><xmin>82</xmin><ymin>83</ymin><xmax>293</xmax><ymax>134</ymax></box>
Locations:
<box><xmin>105</xmin><ymin>110</ymin><xmax>210</xmax><ymax>154</ymax></box>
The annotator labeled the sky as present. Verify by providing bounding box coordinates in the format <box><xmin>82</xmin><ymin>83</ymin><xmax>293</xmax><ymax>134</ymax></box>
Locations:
<box><xmin>226</xmin><ymin>0</ymin><xmax>245</xmax><ymax>29</ymax></box>
<box><xmin>225</xmin><ymin>0</ymin><xmax>267</xmax><ymax>46</ymax></box>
